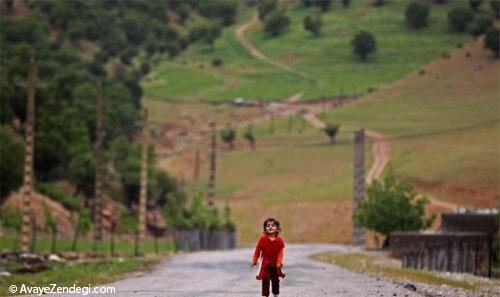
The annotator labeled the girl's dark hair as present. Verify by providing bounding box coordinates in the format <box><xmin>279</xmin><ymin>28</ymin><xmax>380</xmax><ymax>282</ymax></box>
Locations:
<box><xmin>262</xmin><ymin>218</ymin><xmax>281</xmax><ymax>234</ymax></box>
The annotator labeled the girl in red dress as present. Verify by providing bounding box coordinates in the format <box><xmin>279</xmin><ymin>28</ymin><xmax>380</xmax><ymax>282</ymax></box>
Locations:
<box><xmin>251</xmin><ymin>218</ymin><xmax>285</xmax><ymax>297</ymax></box>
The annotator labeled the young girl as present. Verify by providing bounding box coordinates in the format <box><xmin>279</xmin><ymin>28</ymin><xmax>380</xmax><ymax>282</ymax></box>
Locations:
<box><xmin>251</xmin><ymin>218</ymin><xmax>285</xmax><ymax>297</ymax></box>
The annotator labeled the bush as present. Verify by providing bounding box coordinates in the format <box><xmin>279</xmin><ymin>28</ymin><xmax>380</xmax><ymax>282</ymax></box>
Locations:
<box><xmin>491</xmin><ymin>0</ymin><xmax>500</xmax><ymax>19</ymax></box>
<box><xmin>484</xmin><ymin>27</ymin><xmax>500</xmax><ymax>57</ymax></box>
<box><xmin>1</xmin><ymin>208</ymin><xmax>22</xmax><ymax>231</ymax></box>
<box><xmin>323</xmin><ymin>123</ymin><xmax>340</xmax><ymax>144</ymax></box>
<box><xmin>220</xmin><ymin>125</ymin><xmax>236</xmax><ymax>149</ymax></box>
<box><xmin>257</xmin><ymin>0</ymin><xmax>277</xmax><ymax>20</ymax></box>
<box><xmin>314</xmin><ymin>0</ymin><xmax>333</xmax><ymax>12</ymax></box>
<box><xmin>405</xmin><ymin>1</ymin><xmax>430</xmax><ymax>29</ymax></box>
<box><xmin>448</xmin><ymin>7</ymin><xmax>474</xmax><ymax>32</ymax></box>
<box><xmin>304</xmin><ymin>14</ymin><xmax>322</xmax><ymax>37</ymax></box>
<box><xmin>469</xmin><ymin>0</ymin><xmax>484</xmax><ymax>11</ymax></box>
<box><xmin>36</xmin><ymin>182</ymin><xmax>81</xmax><ymax>211</ymax></box>
<box><xmin>468</xmin><ymin>14</ymin><xmax>493</xmax><ymax>36</ymax></box>
<box><xmin>351</xmin><ymin>31</ymin><xmax>377</xmax><ymax>61</ymax></box>
<box><xmin>353</xmin><ymin>173</ymin><xmax>435</xmax><ymax>237</ymax></box>
<box><xmin>341</xmin><ymin>0</ymin><xmax>351</xmax><ymax>7</ymax></box>
<box><xmin>0</xmin><ymin>125</ymin><xmax>24</xmax><ymax>202</ymax></box>
<box><xmin>212</xmin><ymin>57</ymin><xmax>223</xmax><ymax>67</ymax></box>
<box><xmin>264</xmin><ymin>10</ymin><xmax>291</xmax><ymax>36</ymax></box>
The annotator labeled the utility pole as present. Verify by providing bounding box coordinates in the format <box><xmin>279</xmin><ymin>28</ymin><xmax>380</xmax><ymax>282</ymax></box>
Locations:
<box><xmin>20</xmin><ymin>54</ymin><xmax>36</xmax><ymax>253</ymax></box>
<box><xmin>136</xmin><ymin>108</ymin><xmax>149</xmax><ymax>255</ymax></box>
<box><xmin>352</xmin><ymin>129</ymin><xmax>366</xmax><ymax>246</ymax></box>
<box><xmin>93</xmin><ymin>82</ymin><xmax>104</xmax><ymax>251</ymax></box>
<box><xmin>193</xmin><ymin>148</ymin><xmax>200</xmax><ymax>187</ymax></box>
<box><xmin>207</xmin><ymin>122</ymin><xmax>217</xmax><ymax>207</ymax></box>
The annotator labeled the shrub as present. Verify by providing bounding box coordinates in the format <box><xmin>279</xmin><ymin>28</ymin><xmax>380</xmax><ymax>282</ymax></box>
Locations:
<box><xmin>303</xmin><ymin>14</ymin><xmax>322</xmax><ymax>37</ymax></box>
<box><xmin>405</xmin><ymin>1</ymin><xmax>430</xmax><ymax>29</ymax></box>
<box><xmin>264</xmin><ymin>10</ymin><xmax>290</xmax><ymax>36</ymax></box>
<box><xmin>448</xmin><ymin>7</ymin><xmax>474</xmax><ymax>32</ymax></box>
<box><xmin>220</xmin><ymin>125</ymin><xmax>236</xmax><ymax>149</ymax></box>
<box><xmin>468</xmin><ymin>14</ymin><xmax>493</xmax><ymax>36</ymax></box>
<box><xmin>353</xmin><ymin>173</ymin><xmax>435</xmax><ymax>238</ymax></box>
<box><xmin>484</xmin><ymin>27</ymin><xmax>500</xmax><ymax>57</ymax></box>
<box><xmin>351</xmin><ymin>31</ymin><xmax>377</xmax><ymax>61</ymax></box>
<box><xmin>323</xmin><ymin>123</ymin><xmax>340</xmax><ymax>144</ymax></box>
<box><xmin>469</xmin><ymin>0</ymin><xmax>484</xmax><ymax>11</ymax></box>
<box><xmin>258</xmin><ymin>0</ymin><xmax>277</xmax><ymax>20</ymax></box>
<box><xmin>491</xmin><ymin>0</ymin><xmax>500</xmax><ymax>19</ymax></box>
<box><xmin>36</xmin><ymin>182</ymin><xmax>81</xmax><ymax>211</ymax></box>
<box><xmin>212</xmin><ymin>57</ymin><xmax>223</xmax><ymax>67</ymax></box>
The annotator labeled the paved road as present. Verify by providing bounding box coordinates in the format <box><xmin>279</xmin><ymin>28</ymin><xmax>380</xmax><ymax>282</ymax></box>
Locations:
<box><xmin>84</xmin><ymin>244</ymin><xmax>421</xmax><ymax>297</ymax></box>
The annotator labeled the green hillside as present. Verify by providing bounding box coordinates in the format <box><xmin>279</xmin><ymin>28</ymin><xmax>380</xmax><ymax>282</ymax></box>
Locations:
<box><xmin>144</xmin><ymin>0</ymin><xmax>472</xmax><ymax>102</ymax></box>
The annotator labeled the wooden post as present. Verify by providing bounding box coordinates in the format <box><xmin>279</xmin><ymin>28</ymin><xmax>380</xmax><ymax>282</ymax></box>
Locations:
<box><xmin>93</xmin><ymin>82</ymin><xmax>104</xmax><ymax>252</ymax></box>
<box><xmin>137</xmin><ymin>108</ymin><xmax>149</xmax><ymax>255</ymax></box>
<box><xmin>207</xmin><ymin>122</ymin><xmax>216</xmax><ymax>207</ymax></box>
<box><xmin>20</xmin><ymin>54</ymin><xmax>36</xmax><ymax>253</ymax></box>
<box><xmin>193</xmin><ymin>148</ymin><xmax>200</xmax><ymax>185</ymax></box>
<box><xmin>352</xmin><ymin>129</ymin><xmax>365</xmax><ymax>246</ymax></box>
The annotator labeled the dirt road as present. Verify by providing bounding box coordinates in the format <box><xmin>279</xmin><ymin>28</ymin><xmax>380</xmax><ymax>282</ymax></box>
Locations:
<box><xmin>78</xmin><ymin>244</ymin><xmax>422</xmax><ymax>297</ymax></box>
<box><xmin>234</xmin><ymin>11</ymin><xmax>320</xmax><ymax>84</ymax></box>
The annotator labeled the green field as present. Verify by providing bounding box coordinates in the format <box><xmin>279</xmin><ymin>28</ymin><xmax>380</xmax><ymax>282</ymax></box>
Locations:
<box><xmin>144</xmin><ymin>0</ymin><xmax>470</xmax><ymax>102</ymax></box>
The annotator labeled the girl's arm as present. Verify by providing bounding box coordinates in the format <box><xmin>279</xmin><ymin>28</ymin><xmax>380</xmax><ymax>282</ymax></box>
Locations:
<box><xmin>277</xmin><ymin>248</ymin><xmax>284</xmax><ymax>267</ymax></box>
<box><xmin>251</xmin><ymin>240</ymin><xmax>262</xmax><ymax>265</ymax></box>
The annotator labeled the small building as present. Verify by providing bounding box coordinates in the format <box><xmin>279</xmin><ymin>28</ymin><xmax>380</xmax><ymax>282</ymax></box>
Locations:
<box><xmin>390</xmin><ymin>211</ymin><xmax>498</xmax><ymax>277</ymax></box>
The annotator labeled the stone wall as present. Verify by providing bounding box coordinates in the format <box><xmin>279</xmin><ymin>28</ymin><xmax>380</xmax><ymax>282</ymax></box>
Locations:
<box><xmin>390</xmin><ymin>232</ymin><xmax>492</xmax><ymax>277</ymax></box>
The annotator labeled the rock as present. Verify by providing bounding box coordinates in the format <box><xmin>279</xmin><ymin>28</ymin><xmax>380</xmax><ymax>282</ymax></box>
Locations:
<box><xmin>404</xmin><ymin>283</ymin><xmax>417</xmax><ymax>291</ymax></box>
<box><xmin>48</xmin><ymin>254</ymin><xmax>65</xmax><ymax>262</ymax></box>
<box><xmin>0</xmin><ymin>271</ymin><xmax>11</xmax><ymax>277</ymax></box>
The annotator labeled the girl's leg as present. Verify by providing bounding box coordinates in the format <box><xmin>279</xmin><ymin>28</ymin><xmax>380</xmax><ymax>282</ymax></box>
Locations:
<box><xmin>271</xmin><ymin>270</ymin><xmax>280</xmax><ymax>296</ymax></box>
<box><xmin>262</xmin><ymin>278</ymin><xmax>270</xmax><ymax>297</ymax></box>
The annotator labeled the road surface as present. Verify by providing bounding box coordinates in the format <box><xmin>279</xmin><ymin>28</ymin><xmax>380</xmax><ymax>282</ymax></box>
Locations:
<box><xmin>82</xmin><ymin>244</ymin><xmax>421</xmax><ymax>297</ymax></box>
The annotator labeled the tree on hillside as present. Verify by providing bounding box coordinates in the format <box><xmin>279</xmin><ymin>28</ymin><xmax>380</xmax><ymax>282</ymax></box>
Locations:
<box><xmin>43</xmin><ymin>200</ymin><xmax>59</xmax><ymax>253</ymax></box>
<box><xmin>258</xmin><ymin>0</ymin><xmax>277</xmax><ymax>20</ymax></box>
<box><xmin>304</xmin><ymin>14</ymin><xmax>322</xmax><ymax>37</ymax></box>
<box><xmin>189</xmin><ymin>23</ymin><xmax>222</xmax><ymax>49</ymax></box>
<box><xmin>264</xmin><ymin>10</ymin><xmax>291</xmax><ymax>36</ymax></box>
<box><xmin>351</xmin><ymin>31</ymin><xmax>377</xmax><ymax>61</ymax></box>
<box><xmin>469</xmin><ymin>0</ymin><xmax>484</xmax><ymax>11</ymax></box>
<box><xmin>71</xmin><ymin>208</ymin><xmax>91</xmax><ymax>251</ymax></box>
<box><xmin>490</xmin><ymin>0</ymin><xmax>500</xmax><ymax>19</ymax></box>
<box><xmin>448</xmin><ymin>7</ymin><xmax>474</xmax><ymax>32</ymax></box>
<box><xmin>341</xmin><ymin>0</ymin><xmax>351</xmax><ymax>7</ymax></box>
<box><xmin>484</xmin><ymin>27</ymin><xmax>500</xmax><ymax>57</ymax></box>
<box><xmin>243</xmin><ymin>125</ymin><xmax>256</xmax><ymax>150</ymax></box>
<box><xmin>405</xmin><ymin>1</ymin><xmax>430</xmax><ymax>29</ymax></box>
<box><xmin>468</xmin><ymin>14</ymin><xmax>493</xmax><ymax>36</ymax></box>
<box><xmin>0</xmin><ymin>126</ymin><xmax>25</xmax><ymax>203</ymax></box>
<box><xmin>353</xmin><ymin>173</ymin><xmax>435</xmax><ymax>245</ymax></box>
<box><xmin>220</xmin><ymin>125</ymin><xmax>237</xmax><ymax>150</ymax></box>
<box><xmin>314</xmin><ymin>0</ymin><xmax>333</xmax><ymax>12</ymax></box>
<box><xmin>323</xmin><ymin>123</ymin><xmax>340</xmax><ymax>144</ymax></box>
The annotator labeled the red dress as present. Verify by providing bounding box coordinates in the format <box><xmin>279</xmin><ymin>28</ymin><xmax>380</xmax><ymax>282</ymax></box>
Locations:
<box><xmin>252</xmin><ymin>235</ymin><xmax>285</xmax><ymax>280</ymax></box>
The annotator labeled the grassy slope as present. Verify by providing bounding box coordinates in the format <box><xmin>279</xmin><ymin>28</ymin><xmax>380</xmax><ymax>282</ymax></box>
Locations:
<box><xmin>144</xmin><ymin>0</ymin><xmax>470</xmax><ymax>102</ymax></box>
<box><xmin>323</xmin><ymin>37</ymin><xmax>500</xmax><ymax>207</ymax></box>
<box><xmin>171</xmin><ymin>37</ymin><xmax>498</xmax><ymax>245</ymax></box>
<box><xmin>171</xmin><ymin>117</ymin><xmax>372</xmax><ymax>245</ymax></box>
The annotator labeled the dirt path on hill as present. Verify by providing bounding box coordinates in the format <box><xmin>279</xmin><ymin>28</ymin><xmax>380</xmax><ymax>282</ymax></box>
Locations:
<box><xmin>234</xmin><ymin>11</ymin><xmax>320</xmax><ymax>85</ymax></box>
<box><xmin>301</xmin><ymin>113</ymin><xmax>459</xmax><ymax>211</ymax></box>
